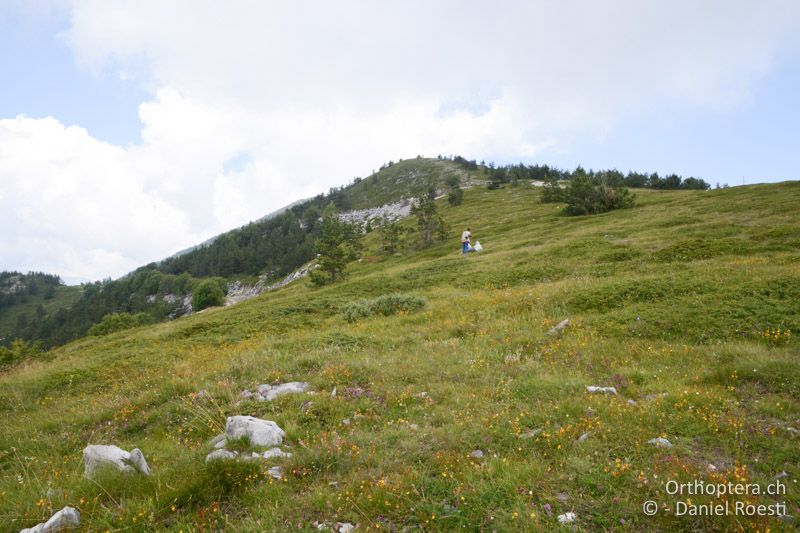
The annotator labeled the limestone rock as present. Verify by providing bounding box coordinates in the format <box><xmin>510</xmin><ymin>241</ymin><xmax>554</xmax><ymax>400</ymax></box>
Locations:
<box><xmin>262</xmin><ymin>447</ymin><xmax>292</xmax><ymax>459</ymax></box>
<box><xmin>557</xmin><ymin>512</ymin><xmax>577</xmax><ymax>524</ymax></box>
<box><xmin>519</xmin><ymin>428</ymin><xmax>542</xmax><ymax>439</ymax></box>
<box><xmin>19</xmin><ymin>506</ymin><xmax>80</xmax><ymax>533</ymax></box>
<box><xmin>255</xmin><ymin>382</ymin><xmax>311</xmax><ymax>401</ymax></box>
<box><xmin>268</xmin><ymin>466</ymin><xmax>283</xmax><ymax>480</ymax></box>
<box><xmin>586</xmin><ymin>386</ymin><xmax>617</xmax><ymax>395</ymax></box>
<box><xmin>225</xmin><ymin>416</ymin><xmax>285</xmax><ymax>447</ymax></box>
<box><xmin>547</xmin><ymin>319</ymin><xmax>570</xmax><ymax>335</ymax></box>
<box><xmin>209</xmin><ymin>434</ymin><xmax>228</xmax><ymax>449</ymax></box>
<box><xmin>205</xmin><ymin>449</ymin><xmax>238</xmax><ymax>462</ymax></box>
<box><xmin>469</xmin><ymin>450</ymin><xmax>485</xmax><ymax>459</ymax></box>
<box><xmin>128</xmin><ymin>448</ymin><xmax>151</xmax><ymax>476</ymax></box>
<box><xmin>82</xmin><ymin>445</ymin><xmax>150</xmax><ymax>477</ymax></box>
<box><xmin>647</xmin><ymin>437</ymin><xmax>672</xmax><ymax>448</ymax></box>
<box><xmin>577</xmin><ymin>432</ymin><xmax>590</xmax><ymax>443</ymax></box>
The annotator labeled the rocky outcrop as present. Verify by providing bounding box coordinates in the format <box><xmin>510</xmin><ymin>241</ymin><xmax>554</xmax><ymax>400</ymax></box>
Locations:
<box><xmin>337</xmin><ymin>198</ymin><xmax>415</xmax><ymax>224</ymax></box>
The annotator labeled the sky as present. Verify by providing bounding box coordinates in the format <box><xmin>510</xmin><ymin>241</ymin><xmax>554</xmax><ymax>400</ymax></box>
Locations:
<box><xmin>1</xmin><ymin>1</ymin><xmax>799</xmax><ymax>284</ymax></box>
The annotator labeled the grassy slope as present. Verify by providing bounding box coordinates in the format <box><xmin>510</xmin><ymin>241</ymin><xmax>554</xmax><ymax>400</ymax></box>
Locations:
<box><xmin>0</xmin><ymin>285</ymin><xmax>82</xmax><ymax>343</ymax></box>
<box><xmin>1</xmin><ymin>183</ymin><xmax>798</xmax><ymax>532</ymax></box>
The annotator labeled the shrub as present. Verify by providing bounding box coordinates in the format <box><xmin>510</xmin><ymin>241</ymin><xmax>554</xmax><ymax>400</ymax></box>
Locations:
<box><xmin>88</xmin><ymin>312</ymin><xmax>153</xmax><ymax>336</ymax></box>
<box><xmin>342</xmin><ymin>293</ymin><xmax>426</xmax><ymax>323</ymax></box>
<box><xmin>564</xmin><ymin>173</ymin><xmax>635</xmax><ymax>215</ymax></box>
<box><xmin>192</xmin><ymin>279</ymin><xmax>226</xmax><ymax>311</ymax></box>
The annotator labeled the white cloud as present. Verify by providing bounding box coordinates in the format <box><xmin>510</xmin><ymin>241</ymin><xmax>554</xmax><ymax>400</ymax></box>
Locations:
<box><xmin>2</xmin><ymin>1</ymin><xmax>799</xmax><ymax>280</ymax></box>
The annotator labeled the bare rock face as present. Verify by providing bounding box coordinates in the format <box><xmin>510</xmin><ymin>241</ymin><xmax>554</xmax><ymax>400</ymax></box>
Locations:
<box><xmin>225</xmin><ymin>416</ymin><xmax>285</xmax><ymax>447</ymax></box>
<box><xmin>20</xmin><ymin>505</ymin><xmax>80</xmax><ymax>533</ymax></box>
<box><xmin>82</xmin><ymin>445</ymin><xmax>150</xmax><ymax>478</ymax></box>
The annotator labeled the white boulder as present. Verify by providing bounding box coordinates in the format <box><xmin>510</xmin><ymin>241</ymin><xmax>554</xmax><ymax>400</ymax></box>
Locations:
<box><xmin>225</xmin><ymin>416</ymin><xmax>285</xmax><ymax>447</ymax></box>
<box><xmin>20</xmin><ymin>505</ymin><xmax>80</xmax><ymax>533</ymax></box>
<box><xmin>82</xmin><ymin>445</ymin><xmax>150</xmax><ymax>477</ymax></box>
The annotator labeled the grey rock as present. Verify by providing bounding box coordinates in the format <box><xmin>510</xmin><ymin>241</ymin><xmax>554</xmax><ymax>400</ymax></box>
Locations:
<box><xmin>519</xmin><ymin>428</ymin><xmax>542</xmax><ymax>439</ymax></box>
<box><xmin>128</xmin><ymin>448</ymin><xmax>151</xmax><ymax>476</ymax></box>
<box><xmin>225</xmin><ymin>416</ymin><xmax>285</xmax><ymax>447</ymax></box>
<box><xmin>82</xmin><ymin>445</ymin><xmax>149</xmax><ymax>477</ymax></box>
<box><xmin>209</xmin><ymin>434</ymin><xmax>228</xmax><ymax>449</ymax></box>
<box><xmin>469</xmin><ymin>450</ymin><xmax>485</xmax><ymax>459</ymax></box>
<box><xmin>19</xmin><ymin>506</ymin><xmax>80</xmax><ymax>533</ymax></box>
<box><xmin>546</xmin><ymin>319</ymin><xmax>570</xmax><ymax>335</ymax></box>
<box><xmin>776</xmin><ymin>471</ymin><xmax>788</xmax><ymax>479</ymax></box>
<box><xmin>627</xmin><ymin>399</ymin><xmax>636</xmax><ymax>406</ymax></box>
<box><xmin>647</xmin><ymin>437</ymin><xmax>672</xmax><ymax>448</ymax></box>
<box><xmin>587</xmin><ymin>385</ymin><xmax>618</xmax><ymax>395</ymax></box>
<box><xmin>257</xmin><ymin>382</ymin><xmax>311</xmax><ymax>401</ymax></box>
<box><xmin>262</xmin><ymin>447</ymin><xmax>292</xmax><ymax>459</ymax></box>
<box><xmin>577</xmin><ymin>432</ymin><xmax>590</xmax><ymax>443</ymax></box>
<box><xmin>267</xmin><ymin>466</ymin><xmax>283</xmax><ymax>480</ymax></box>
<box><xmin>336</xmin><ymin>523</ymin><xmax>356</xmax><ymax>533</ymax></box>
<box><xmin>239</xmin><ymin>390</ymin><xmax>254</xmax><ymax>400</ymax></box>
<box><xmin>205</xmin><ymin>449</ymin><xmax>238</xmax><ymax>462</ymax></box>
<box><xmin>785</xmin><ymin>427</ymin><xmax>799</xmax><ymax>437</ymax></box>
<box><xmin>557</xmin><ymin>512</ymin><xmax>576</xmax><ymax>524</ymax></box>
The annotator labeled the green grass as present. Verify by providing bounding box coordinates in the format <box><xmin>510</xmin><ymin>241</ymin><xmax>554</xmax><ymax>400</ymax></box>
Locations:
<box><xmin>1</xmin><ymin>182</ymin><xmax>799</xmax><ymax>531</ymax></box>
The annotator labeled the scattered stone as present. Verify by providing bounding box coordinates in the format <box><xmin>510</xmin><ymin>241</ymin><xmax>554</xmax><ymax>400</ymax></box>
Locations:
<box><xmin>342</xmin><ymin>418</ymin><xmax>351</xmax><ymax>426</ymax></box>
<box><xmin>577</xmin><ymin>432</ymin><xmax>590</xmax><ymax>443</ymax></box>
<box><xmin>128</xmin><ymin>448</ymin><xmax>151</xmax><ymax>476</ymax></box>
<box><xmin>647</xmin><ymin>437</ymin><xmax>672</xmax><ymax>448</ymax></box>
<box><xmin>519</xmin><ymin>429</ymin><xmax>542</xmax><ymax>439</ymax></box>
<box><xmin>209</xmin><ymin>434</ymin><xmax>228</xmax><ymax>450</ymax></box>
<box><xmin>205</xmin><ymin>449</ymin><xmax>238</xmax><ymax>462</ymax></box>
<box><xmin>226</xmin><ymin>416</ymin><xmax>285</xmax><ymax>447</ymax></box>
<box><xmin>408</xmin><ymin>423</ymin><xmax>419</xmax><ymax>431</ymax></box>
<box><xmin>239</xmin><ymin>390</ymin><xmax>255</xmax><ymax>400</ymax></box>
<box><xmin>785</xmin><ymin>427</ymin><xmax>799</xmax><ymax>437</ymax></box>
<box><xmin>557</xmin><ymin>511</ymin><xmax>577</xmax><ymax>524</ymax></box>
<box><xmin>256</xmin><ymin>381</ymin><xmax>311</xmax><ymax>401</ymax></box>
<box><xmin>262</xmin><ymin>448</ymin><xmax>292</xmax><ymax>459</ymax></box>
<box><xmin>627</xmin><ymin>399</ymin><xmax>636</xmax><ymax>406</ymax></box>
<box><xmin>192</xmin><ymin>389</ymin><xmax>209</xmax><ymax>404</ymax></box>
<box><xmin>82</xmin><ymin>445</ymin><xmax>150</xmax><ymax>477</ymax></box>
<box><xmin>776</xmin><ymin>471</ymin><xmax>788</xmax><ymax>479</ymax></box>
<box><xmin>547</xmin><ymin>319</ymin><xmax>570</xmax><ymax>335</ymax></box>
<box><xmin>556</xmin><ymin>492</ymin><xmax>569</xmax><ymax>503</ymax></box>
<box><xmin>301</xmin><ymin>400</ymin><xmax>314</xmax><ymax>413</ymax></box>
<box><xmin>20</xmin><ymin>506</ymin><xmax>80</xmax><ymax>533</ymax></box>
<box><xmin>336</xmin><ymin>523</ymin><xmax>356</xmax><ymax>533</ymax></box>
<box><xmin>342</xmin><ymin>386</ymin><xmax>368</xmax><ymax>399</ymax></box>
<box><xmin>586</xmin><ymin>386</ymin><xmax>617</xmax><ymax>395</ymax></box>
<box><xmin>707</xmin><ymin>464</ymin><xmax>717</xmax><ymax>472</ymax></box>
<box><xmin>415</xmin><ymin>391</ymin><xmax>429</xmax><ymax>399</ymax></box>
<box><xmin>469</xmin><ymin>450</ymin><xmax>485</xmax><ymax>459</ymax></box>
<box><xmin>268</xmin><ymin>466</ymin><xmax>283</xmax><ymax>480</ymax></box>
<box><xmin>643</xmin><ymin>393</ymin><xmax>667</xmax><ymax>401</ymax></box>
<box><xmin>331</xmin><ymin>387</ymin><xmax>337</xmax><ymax>397</ymax></box>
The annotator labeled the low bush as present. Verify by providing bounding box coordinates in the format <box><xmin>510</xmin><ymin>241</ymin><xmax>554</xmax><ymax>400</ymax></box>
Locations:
<box><xmin>343</xmin><ymin>293</ymin><xmax>426</xmax><ymax>323</ymax></box>
<box><xmin>88</xmin><ymin>312</ymin><xmax>153</xmax><ymax>336</ymax></box>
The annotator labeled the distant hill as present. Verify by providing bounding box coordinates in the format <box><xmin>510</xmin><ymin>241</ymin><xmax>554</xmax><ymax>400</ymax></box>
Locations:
<box><xmin>0</xmin><ymin>271</ymin><xmax>82</xmax><ymax>345</ymax></box>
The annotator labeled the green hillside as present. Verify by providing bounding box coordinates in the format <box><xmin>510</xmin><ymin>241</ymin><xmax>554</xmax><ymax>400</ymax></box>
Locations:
<box><xmin>0</xmin><ymin>273</ymin><xmax>82</xmax><ymax>346</ymax></box>
<box><xmin>1</xmin><ymin>182</ymin><xmax>798</xmax><ymax>531</ymax></box>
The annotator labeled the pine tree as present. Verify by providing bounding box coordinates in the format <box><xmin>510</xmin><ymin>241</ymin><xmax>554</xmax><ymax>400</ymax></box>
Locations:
<box><xmin>310</xmin><ymin>204</ymin><xmax>348</xmax><ymax>285</ymax></box>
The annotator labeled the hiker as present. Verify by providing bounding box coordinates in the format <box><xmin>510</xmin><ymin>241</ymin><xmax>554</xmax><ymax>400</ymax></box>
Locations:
<box><xmin>461</xmin><ymin>227</ymin><xmax>474</xmax><ymax>254</ymax></box>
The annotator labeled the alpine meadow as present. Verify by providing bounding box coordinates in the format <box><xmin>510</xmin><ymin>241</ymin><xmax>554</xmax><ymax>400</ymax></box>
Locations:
<box><xmin>1</xmin><ymin>158</ymin><xmax>798</xmax><ymax>532</ymax></box>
